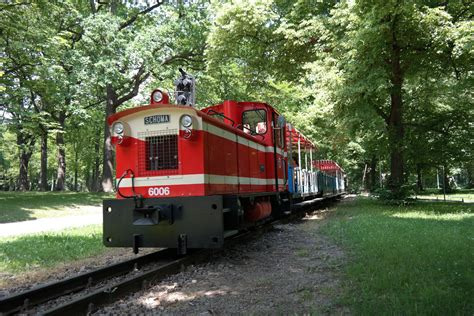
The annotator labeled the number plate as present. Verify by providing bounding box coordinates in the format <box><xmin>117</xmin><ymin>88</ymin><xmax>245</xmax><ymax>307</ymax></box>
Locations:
<box><xmin>144</xmin><ymin>115</ymin><xmax>170</xmax><ymax>125</ymax></box>
<box><xmin>148</xmin><ymin>187</ymin><xmax>170</xmax><ymax>196</ymax></box>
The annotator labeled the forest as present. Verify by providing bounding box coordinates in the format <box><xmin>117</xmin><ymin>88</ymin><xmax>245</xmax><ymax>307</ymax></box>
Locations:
<box><xmin>1</xmin><ymin>0</ymin><xmax>472</xmax><ymax>197</ymax></box>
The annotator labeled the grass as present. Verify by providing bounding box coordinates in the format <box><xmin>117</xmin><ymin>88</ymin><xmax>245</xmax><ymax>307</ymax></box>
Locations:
<box><xmin>322</xmin><ymin>197</ymin><xmax>473</xmax><ymax>315</ymax></box>
<box><xmin>415</xmin><ymin>188</ymin><xmax>474</xmax><ymax>202</ymax></box>
<box><xmin>0</xmin><ymin>192</ymin><xmax>113</xmax><ymax>223</ymax></box>
<box><xmin>0</xmin><ymin>224</ymin><xmax>105</xmax><ymax>274</ymax></box>
<box><xmin>295</xmin><ymin>248</ymin><xmax>310</xmax><ymax>257</ymax></box>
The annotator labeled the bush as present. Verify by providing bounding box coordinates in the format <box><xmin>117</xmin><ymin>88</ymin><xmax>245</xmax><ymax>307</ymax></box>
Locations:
<box><xmin>374</xmin><ymin>185</ymin><xmax>414</xmax><ymax>204</ymax></box>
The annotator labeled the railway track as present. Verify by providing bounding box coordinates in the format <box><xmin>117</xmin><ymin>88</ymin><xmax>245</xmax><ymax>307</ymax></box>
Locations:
<box><xmin>0</xmin><ymin>249</ymin><xmax>180</xmax><ymax>315</ymax></box>
<box><xmin>0</xmin><ymin>195</ymin><xmax>341</xmax><ymax>315</ymax></box>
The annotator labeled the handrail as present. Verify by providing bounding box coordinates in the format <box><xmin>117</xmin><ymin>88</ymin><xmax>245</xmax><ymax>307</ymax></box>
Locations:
<box><xmin>205</xmin><ymin>109</ymin><xmax>235</xmax><ymax>127</ymax></box>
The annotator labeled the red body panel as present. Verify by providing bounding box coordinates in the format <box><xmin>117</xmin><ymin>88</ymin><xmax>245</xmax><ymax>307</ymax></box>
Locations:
<box><xmin>111</xmin><ymin>100</ymin><xmax>288</xmax><ymax>199</ymax></box>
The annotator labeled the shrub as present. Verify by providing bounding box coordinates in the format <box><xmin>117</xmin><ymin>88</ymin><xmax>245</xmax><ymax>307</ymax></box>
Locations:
<box><xmin>374</xmin><ymin>185</ymin><xmax>414</xmax><ymax>204</ymax></box>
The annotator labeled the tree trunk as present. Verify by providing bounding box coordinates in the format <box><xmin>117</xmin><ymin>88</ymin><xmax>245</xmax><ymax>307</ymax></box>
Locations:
<box><xmin>100</xmin><ymin>69</ymin><xmax>149</xmax><ymax>191</ymax></box>
<box><xmin>16</xmin><ymin>131</ymin><xmax>34</xmax><ymax>191</ymax></box>
<box><xmin>89</xmin><ymin>127</ymin><xmax>101</xmax><ymax>191</ymax></box>
<box><xmin>40</xmin><ymin>128</ymin><xmax>48</xmax><ymax>191</ymax></box>
<box><xmin>55</xmin><ymin>111</ymin><xmax>67</xmax><ymax>191</ymax></box>
<box><xmin>388</xmin><ymin>26</ymin><xmax>404</xmax><ymax>195</ymax></box>
<box><xmin>102</xmin><ymin>85</ymin><xmax>116</xmax><ymax>192</ymax></box>
<box><xmin>74</xmin><ymin>148</ymin><xmax>78</xmax><ymax>191</ymax></box>
<box><xmin>19</xmin><ymin>151</ymin><xmax>30</xmax><ymax>191</ymax></box>
<box><xmin>443</xmin><ymin>165</ymin><xmax>449</xmax><ymax>192</ymax></box>
<box><xmin>416</xmin><ymin>164</ymin><xmax>423</xmax><ymax>192</ymax></box>
<box><xmin>369</xmin><ymin>156</ymin><xmax>377</xmax><ymax>192</ymax></box>
<box><xmin>85</xmin><ymin>161</ymin><xmax>91</xmax><ymax>191</ymax></box>
<box><xmin>93</xmin><ymin>130</ymin><xmax>101</xmax><ymax>191</ymax></box>
<box><xmin>361</xmin><ymin>163</ymin><xmax>368</xmax><ymax>191</ymax></box>
<box><xmin>466</xmin><ymin>163</ymin><xmax>474</xmax><ymax>189</ymax></box>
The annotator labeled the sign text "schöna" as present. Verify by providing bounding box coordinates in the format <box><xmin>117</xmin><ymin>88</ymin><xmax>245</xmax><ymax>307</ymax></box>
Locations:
<box><xmin>144</xmin><ymin>115</ymin><xmax>170</xmax><ymax>125</ymax></box>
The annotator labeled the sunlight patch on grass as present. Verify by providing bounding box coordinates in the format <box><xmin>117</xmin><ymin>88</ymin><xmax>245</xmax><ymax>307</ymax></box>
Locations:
<box><xmin>0</xmin><ymin>192</ymin><xmax>113</xmax><ymax>223</ymax></box>
<box><xmin>322</xmin><ymin>197</ymin><xmax>474</xmax><ymax>315</ymax></box>
<box><xmin>0</xmin><ymin>224</ymin><xmax>105</xmax><ymax>274</ymax></box>
<box><xmin>415</xmin><ymin>189</ymin><xmax>474</xmax><ymax>201</ymax></box>
<box><xmin>391</xmin><ymin>211</ymin><xmax>474</xmax><ymax>221</ymax></box>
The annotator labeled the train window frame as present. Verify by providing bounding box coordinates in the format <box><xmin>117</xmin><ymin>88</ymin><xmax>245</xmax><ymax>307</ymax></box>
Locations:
<box><xmin>209</xmin><ymin>112</ymin><xmax>225</xmax><ymax>122</ymax></box>
<box><xmin>273</xmin><ymin>115</ymin><xmax>285</xmax><ymax>149</ymax></box>
<box><xmin>242</xmin><ymin>109</ymin><xmax>267</xmax><ymax>135</ymax></box>
<box><xmin>277</xmin><ymin>125</ymin><xmax>285</xmax><ymax>149</ymax></box>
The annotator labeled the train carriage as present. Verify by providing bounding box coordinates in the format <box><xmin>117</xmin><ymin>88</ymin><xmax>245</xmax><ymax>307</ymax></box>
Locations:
<box><xmin>103</xmin><ymin>70</ymin><xmax>345</xmax><ymax>254</ymax></box>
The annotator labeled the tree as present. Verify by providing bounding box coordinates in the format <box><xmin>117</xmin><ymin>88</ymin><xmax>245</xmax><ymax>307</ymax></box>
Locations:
<box><xmin>78</xmin><ymin>1</ymin><xmax>209</xmax><ymax>191</ymax></box>
<box><xmin>288</xmin><ymin>0</ymin><xmax>472</xmax><ymax>196</ymax></box>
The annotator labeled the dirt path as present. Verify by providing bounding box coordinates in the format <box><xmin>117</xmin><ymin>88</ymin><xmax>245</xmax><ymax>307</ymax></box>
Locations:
<box><xmin>97</xmin><ymin>207</ymin><xmax>348</xmax><ymax>315</ymax></box>
<box><xmin>0</xmin><ymin>211</ymin><xmax>101</xmax><ymax>238</ymax></box>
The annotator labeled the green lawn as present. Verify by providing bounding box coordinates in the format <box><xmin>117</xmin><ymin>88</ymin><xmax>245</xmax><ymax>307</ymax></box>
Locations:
<box><xmin>322</xmin><ymin>197</ymin><xmax>473</xmax><ymax>315</ymax></box>
<box><xmin>0</xmin><ymin>192</ymin><xmax>113</xmax><ymax>223</ymax></box>
<box><xmin>0</xmin><ymin>224</ymin><xmax>105</xmax><ymax>275</ymax></box>
<box><xmin>415</xmin><ymin>188</ymin><xmax>474</xmax><ymax>202</ymax></box>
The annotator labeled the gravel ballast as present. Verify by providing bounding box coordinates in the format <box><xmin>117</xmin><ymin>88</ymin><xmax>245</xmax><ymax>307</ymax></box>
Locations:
<box><xmin>0</xmin><ymin>248</ymin><xmax>155</xmax><ymax>298</ymax></box>
<box><xmin>96</xmin><ymin>208</ymin><xmax>347</xmax><ymax>314</ymax></box>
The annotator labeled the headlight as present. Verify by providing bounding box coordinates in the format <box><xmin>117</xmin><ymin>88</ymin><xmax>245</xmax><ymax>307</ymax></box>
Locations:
<box><xmin>180</xmin><ymin>115</ymin><xmax>193</xmax><ymax>128</ymax></box>
<box><xmin>152</xmin><ymin>90</ymin><xmax>163</xmax><ymax>103</ymax></box>
<box><xmin>113</xmin><ymin>122</ymin><xmax>124</xmax><ymax>134</ymax></box>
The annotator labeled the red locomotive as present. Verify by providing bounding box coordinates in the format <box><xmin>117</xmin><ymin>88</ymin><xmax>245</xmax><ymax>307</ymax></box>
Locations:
<box><xmin>103</xmin><ymin>70</ymin><xmax>345</xmax><ymax>254</ymax></box>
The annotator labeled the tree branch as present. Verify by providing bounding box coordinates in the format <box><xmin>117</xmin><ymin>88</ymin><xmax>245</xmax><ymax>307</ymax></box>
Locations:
<box><xmin>0</xmin><ymin>2</ymin><xmax>31</xmax><ymax>12</ymax></box>
<box><xmin>83</xmin><ymin>98</ymin><xmax>106</xmax><ymax>110</ymax></box>
<box><xmin>89</xmin><ymin>0</ymin><xmax>96</xmax><ymax>14</ymax></box>
<box><xmin>119</xmin><ymin>1</ymin><xmax>164</xmax><ymax>30</ymax></box>
<box><xmin>114</xmin><ymin>66</ymin><xmax>150</xmax><ymax>108</ymax></box>
<box><xmin>372</xmin><ymin>104</ymin><xmax>390</xmax><ymax>124</ymax></box>
<box><xmin>161</xmin><ymin>50</ymin><xmax>203</xmax><ymax>66</ymax></box>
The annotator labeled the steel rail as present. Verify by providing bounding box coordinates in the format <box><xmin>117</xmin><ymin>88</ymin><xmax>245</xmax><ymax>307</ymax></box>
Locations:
<box><xmin>42</xmin><ymin>226</ymin><xmax>276</xmax><ymax>316</ymax></box>
<box><xmin>42</xmin><ymin>196</ymin><xmax>341</xmax><ymax>315</ymax></box>
<box><xmin>42</xmin><ymin>250</ymin><xmax>210</xmax><ymax>315</ymax></box>
<box><xmin>1</xmin><ymin>194</ymin><xmax>342</xmax><ymax>315</ymax></box>
<box><xmin>0</xmin><ymin>248</ymin><xmax>177</xmax><ymax>315</ymax></box>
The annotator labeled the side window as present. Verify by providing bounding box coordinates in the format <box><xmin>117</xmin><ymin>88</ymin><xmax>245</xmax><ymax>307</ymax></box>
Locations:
<box><xmin>242</xmin><ymin>109</ymin><xmax>267</xmax><ymax>135</ymax></box>
<box><xmin>280</xmin><ymin>124</ymin><xmax>286</xmax><ymax>148</ymax></box>
<box><xmin>274</xmin><ymin>116</ymin><xmax>285</xmax><ymax>148</ymax></box>
<box><xmin>278</xmin><ymin>126</ymin><xmax>285</xmax><ymax>148</ymax></box>
<box><xmin>210</xmin><ymin>112</ymin><xmax>225</xmax><ymax>122</ymax></box>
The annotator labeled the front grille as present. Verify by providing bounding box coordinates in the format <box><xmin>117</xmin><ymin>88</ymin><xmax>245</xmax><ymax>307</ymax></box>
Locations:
<box><xmin>138</xmin><ymin>130</ymin><xmax>179</xmax><ymax>175</ymax></box>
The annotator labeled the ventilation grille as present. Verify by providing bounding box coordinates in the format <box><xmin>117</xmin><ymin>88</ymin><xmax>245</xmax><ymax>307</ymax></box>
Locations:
<box><xmin>137</xmin><ymin>130</ymin><xmax>179</xmax><ymax>176</ymax></box>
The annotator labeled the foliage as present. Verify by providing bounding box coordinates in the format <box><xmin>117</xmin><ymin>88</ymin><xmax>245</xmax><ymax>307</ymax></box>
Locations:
<box><xmin>322</xmin><ymin>197</ymin><xmax>474</xmax><ymax>314</ymax></box>
<box><xmin>0</xmin><ymin>0</ymin><xmax>472</xmax><ymax>193</ymax></box>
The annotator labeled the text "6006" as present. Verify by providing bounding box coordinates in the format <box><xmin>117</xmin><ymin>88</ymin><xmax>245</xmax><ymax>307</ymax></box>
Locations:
<box><xmin>148</xmin><ymin>187</ymin><xmax>170</xmax><ymax>196</ymax></box>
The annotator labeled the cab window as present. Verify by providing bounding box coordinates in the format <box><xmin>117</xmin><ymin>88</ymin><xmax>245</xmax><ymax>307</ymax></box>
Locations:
<box><xmin>242</xmin><ymin>109</ymin><xmax>267</xmax><ymax>134</ymax></box>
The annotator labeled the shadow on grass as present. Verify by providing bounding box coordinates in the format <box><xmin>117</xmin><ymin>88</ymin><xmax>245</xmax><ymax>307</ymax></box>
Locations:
<box><xmin>0</xmin><ymin>192</ymin><xmax>112</xmax><ymax>223</ymax></box>
<box><xmin>0</xmin><ymin>226</ymin><xmax>104</xmax><ymax>273</ymax></box>
<box><xmin>322</xmin><ymin>197</ymin><xmax>474</xmax><ymax>315</ymax></box>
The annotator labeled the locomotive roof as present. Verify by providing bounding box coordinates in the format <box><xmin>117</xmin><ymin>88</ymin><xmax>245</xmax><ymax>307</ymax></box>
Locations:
<box><xmin>108</xmin><ymin>97</ymin><xmax>317</xmax><ymax>150</ymax></box>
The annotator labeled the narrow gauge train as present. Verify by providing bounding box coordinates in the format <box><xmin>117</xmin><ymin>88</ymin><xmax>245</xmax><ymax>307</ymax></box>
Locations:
<box><xmin>103</xmin><ymin>70</ymin><xmax>345</xmax><ymax>254</ymax></box>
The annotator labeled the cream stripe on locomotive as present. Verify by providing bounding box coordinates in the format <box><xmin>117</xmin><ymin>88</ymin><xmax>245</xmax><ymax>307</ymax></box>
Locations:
<box><xmin>116</xmin><ymin>108</ymin><xmax>286</xmax><ymax>156</ymax></box>
<box><xmin>120</xmin><ymin>174</ymin><xmax>285</xmax><ymax>187</ymax></box>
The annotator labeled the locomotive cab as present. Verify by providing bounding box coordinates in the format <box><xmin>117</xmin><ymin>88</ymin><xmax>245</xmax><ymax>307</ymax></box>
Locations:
<box><xmin>103</xmin><ymin>88</ymin><xmax>288</xmax><ymax>254</ymax></box>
